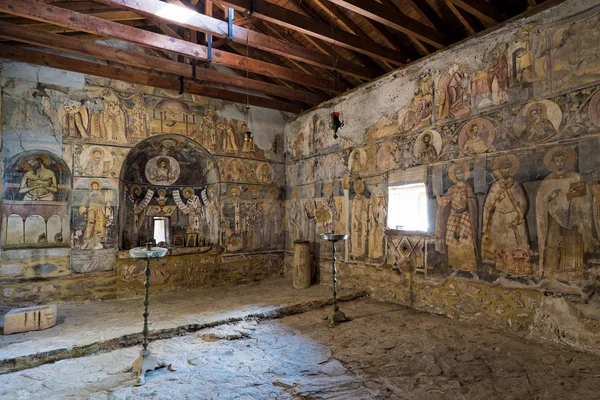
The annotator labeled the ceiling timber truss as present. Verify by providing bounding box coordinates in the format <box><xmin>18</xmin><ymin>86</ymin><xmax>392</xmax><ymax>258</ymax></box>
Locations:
<box><xmin>0</xmin><ymin>0</ymin><xmax>560</xmax><ymax>113</ymax></box>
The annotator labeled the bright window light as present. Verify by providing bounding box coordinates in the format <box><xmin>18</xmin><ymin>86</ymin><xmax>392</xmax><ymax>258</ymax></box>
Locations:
<box><xmin>156</xmin><ymin>4</ymin><xmax>196</xmax><ymax>24</ymax></box>
<box><xmin>387</xmin><ymin>183</ymin><xmax>428</xmax><ymax>232</ymax></box>
<box><xmin>153</xmin><ymin>217</ymin><xmax>167</xmax><ymax>244</ymax></box>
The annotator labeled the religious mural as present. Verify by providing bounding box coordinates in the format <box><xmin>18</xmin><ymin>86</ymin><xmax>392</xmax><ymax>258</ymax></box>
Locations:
<box><xmin>284</xmin><ymin>6</ymin><xmax>600</xmax><ymax>295</ymax></box>
<box><xmin>2</xmin><ymin>151</ymin><xmax>71</xmax><ymax>248</ymax></box>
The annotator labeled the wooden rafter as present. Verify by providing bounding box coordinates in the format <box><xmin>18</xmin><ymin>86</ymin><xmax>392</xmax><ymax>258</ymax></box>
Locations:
<box><xmin>210</xmin><ymin>0</ymin><xmax>405</xmax><ymax>66</ymax></box>
<box><xmin>323</xmin><ymin>0</ymin><xmax>447</xmax><ymax>48</ymax></box>
<box><xmin>448</xmin><ymin>0</ymin><xmax>503</xmax><ymax>25</ymax></box>
<box><xmin>0</xmin><ymin>44</ymin><xmax>304</xmax><ymax>113</ymax></box>
<box><xmin>93</xmin><ymin>0</ymin><xmax>375</xmax><ymax>79</ymax></box>
<box><xmin>0</xmin><ymin>0</ymin><xmax>337</xmax><ymax>91</ymax></box>
<box><xmin>0</xmin><ymin>21</ymin><xmax>326</xmax><ymax>104</ymax></box>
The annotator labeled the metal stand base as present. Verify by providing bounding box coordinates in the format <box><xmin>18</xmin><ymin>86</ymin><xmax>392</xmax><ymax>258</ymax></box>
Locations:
<box><xmin>324</xmin><ymin>308</ymin><xmax>349</xmax><ymax>327</ymax></box>
<box><xmin>124</xmin><ymin>350</ymin><xmax>171</xmax><ymax>386</ymax></box>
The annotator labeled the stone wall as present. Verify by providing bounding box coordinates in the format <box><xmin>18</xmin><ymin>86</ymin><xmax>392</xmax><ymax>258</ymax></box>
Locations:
<box><xmin>284</xmin><ymin>0</ymin><xmax>600</xmax><ymax>352</ymax></box>
<box><xmin>0</xmin><ymin>57</ymin><xmax>288</xmax><ymax>306</ymax></box>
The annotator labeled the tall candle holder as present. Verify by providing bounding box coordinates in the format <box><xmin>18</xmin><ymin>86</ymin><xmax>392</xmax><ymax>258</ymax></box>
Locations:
<box><xmin>319</xmin><ymin>232</ymin><xmax>349</xmax><ymax>327</ymax></box>
<box><xmin>125</xmin><ymin>242</ymin><xmax>169</xmax><ymax>385</ymax></box>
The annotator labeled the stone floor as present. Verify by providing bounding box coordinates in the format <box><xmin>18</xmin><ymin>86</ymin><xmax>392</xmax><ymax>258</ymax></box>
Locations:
<box><xmin>2</xmin><ymin>298</ymin><xmax>600</xmax><ymax>399</ymax></box>
<box><xmin>0</xmin><ymin>278</ymin><xmax>366</xmax><ymax>372</ymax></box>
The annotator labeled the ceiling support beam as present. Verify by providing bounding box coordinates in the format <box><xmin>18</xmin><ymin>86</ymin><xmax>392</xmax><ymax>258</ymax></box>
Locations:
<box><xmin>94</xmin><ymin>0</ymin><xmax>375</xmax><ymax>79</ymax></box>
<box><xmin>0</xmin><ymin>44</ymin><xmax>304</xmax><ymax>113</ymax></box>
<box><xmin>0</xmin><ymin>0</ymin><xmax>337</xmax><ymax>91</ymax></box>
<box><xmin>448</xmin><ymin>0</ymin><xmax>502</xmax><ymax>25</ymax></box>
<box><xmin>322</xmin><ymin>0</ymin><xmax>446</xmax><ymax>49</ymax></box>
<box><xmin>211</xmin><ymin>0</ymin><xmax>404</xmax><ymax>65</ymax></box>
<box><xmin>0</xmin><ymin>22</ymin><xmax>326</xmax><ymax>104</ymax></box>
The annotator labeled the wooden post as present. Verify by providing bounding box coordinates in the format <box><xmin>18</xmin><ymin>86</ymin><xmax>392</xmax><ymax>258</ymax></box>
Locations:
<box><xmin>293</xmin><ymin>240</ymin><xmax>312</xmax><ymax>289</ymax></box>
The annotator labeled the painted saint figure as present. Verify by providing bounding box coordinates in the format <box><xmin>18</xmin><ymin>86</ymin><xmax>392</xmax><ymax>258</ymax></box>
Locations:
<box><xmin>183</xmin><ymin>188</ymin><xmax>203</xmax><ymax>235</ymax></box>
<box><xmin>19</xmin><ymin>155</ymin><xmax>58</xmax><ymax>201</ymax></box>
<box><xmin>350</xmin><ymin>180</ymin><xmax>367</xmax><ymax>258</ymax></box>
<box><xmin>84</xmin><ymin>147</ymin><xmax>111</xmax><ymax>176</ymax></box>
<box><xmin>200</xmin><ymin>107</ymin><xmax>217</xmax><ymax>151</ymax></box>
<box><xmin>482</xmin><ymin>155</ymin><xmax>531</xmax><ymax>275</ymax></box>
<box><xmin>79</xmin><ymin>179</ymin><xmax>112</xmax><ymax>249</ymax></box>
<box><xmin>521</xmin><ymin>102</ymin><xmax>557</xmax><ymax>142</ymax></box>
<box><xmin>148</xmin><ymin>157</ymin><xmax>176</xmax><ymax>183</ymax></box>
<box><xmin>61</xmin><ymin>99</ymin><xmax>89</xmax><ymax>139</ymax></box>
<box><xmin>417</xmin><ymin>131</ymin><xmax>438</xmax><ymax>162</ymax></box>
<box><xmin>221</xmin><ymin>118</ymin><xmax>239</xmax><ymax>154</ymax></box>
<box><xmin>488</xmin><ymin>43</ymin><xmax>510</xmax><ymax>105</ymax></box>
<box><xmin>100</xmin><ymin>90</ymin><xmax>128</xmax><ymax>144</ymax></box>
<box><xmin>536</xmin><ymin>147</ymin><xmax>591</xmax><ymax>279</ymax></box>
<box><xmin>435</xmin><ymin>162</ymin><xmax>478</xmax><ymax>271</ymax></box>
<box><xmin>126</xmin><ymin>94</ymin><xmax>148</xmax><ymax>140</ymax></box>
<box><xmin>462</xmin><ymin>120</ymin><xmax>490</xmax><ymax>155</ymax></box>
<box><xmin>368</xmin><ymin>192</ymin><xmax>386</xmax><ymax>260</ymax></box>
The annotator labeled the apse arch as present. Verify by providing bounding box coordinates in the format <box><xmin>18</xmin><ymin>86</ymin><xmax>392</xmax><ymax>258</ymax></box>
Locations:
<box><xmin>118</xmin><ymin>134</ymin><xmax>221</xmax><ymax>250</ymax></box>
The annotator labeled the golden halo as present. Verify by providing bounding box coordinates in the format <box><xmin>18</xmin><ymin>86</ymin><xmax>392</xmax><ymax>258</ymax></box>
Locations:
<box><xmin>89</xmin><ymin>147</ymin><xmax>105</xmax><ymax>159</ymax></box>
<box><xmin>19</xmin><ymin>154</ymin><xmax>51</xmax><ymax>170</ymax></box>
<box><xmin>527</xmin><ymin>102</ymin><xmax>547</xmax><ymax>118</ymax></box>
<box><xmin>449</xmin><ymin>161</ymin><xmax>471</xmax><ymax>183</ymax></box>
<box><xmin>88</xmin><ymin>179</ymin><xmax>102</xmax><ymax>190</ymax></box>
<box><xmin>268</xmin><ymin>186</ymin><xmax>279</xmax><ymax>198</ymax></box>
<box><xmin>354</xmin><ymin>179</ymin><xmax>365</xmax><ymax>194</ymax></box>
<box><xmin>543</xmin><ymin>146</ymin><xmax>577</xmax><ymax>172</ymax></box>
<box><xmin>130</xmin><ymin>184</ymin><xmax>142</xmax><ymax>197</ymax></box>
<box><xmin>466</xmin><ymin>120</ymin><xmax>483</xmax><ymax>134</ymax></box>
<box><xmin>323</xmin><ymin>182</ymin><xmax>334</xmax><ymax>196</ymax></box>
<box><xmin>228</xmin><ymin>185</ymin><xmax>242</xmax><ymax>197</ymax></box>
<box><xmin>183</xmin><ymin>187</ymin><xmax>195</xmax><ymax>199</ymax></box>
<box><xmin>157</xmin><ymin>188</ymin><xmax>167</xmax><ymax>196</ymax></box>
<box><xmin>155</xmin><ymin>136</ymin><xmax>185</xmax><ymax>149</ymax></box>
<box><xmin>492</xmin><ymin>154</ymin><xmax>519</xmax><ymax>176</ymax></box>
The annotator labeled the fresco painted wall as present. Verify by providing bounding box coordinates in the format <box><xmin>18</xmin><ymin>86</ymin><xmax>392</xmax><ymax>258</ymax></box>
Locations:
<box><xmin>0</xmin><ymin>67</ymin><xmax>288</xmax><ymax>305</ymax></box>
<box><xmin>284</xmin><ymin>0</ymin><xmax>600</xmax><ymax>351</ymax></box>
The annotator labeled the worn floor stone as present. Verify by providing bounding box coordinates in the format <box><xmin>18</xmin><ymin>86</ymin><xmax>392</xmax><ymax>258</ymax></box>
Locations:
<box><xmin>0</xmin><ymin>278</ymin><xmax>365</xmax><ymax>372</ymax></box>
<box><xmin>1</xmin><ymin>299</ymin><xmax>600</xmax><ymax>399</ymax></box>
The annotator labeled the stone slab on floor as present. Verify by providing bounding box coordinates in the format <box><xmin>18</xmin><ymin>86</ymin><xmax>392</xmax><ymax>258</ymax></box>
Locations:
<box><xmin>2</xmin><ymin>299</ymin><xmax>600</xmax><ymax>399</ymax></box>
<box><xmin>0</xmin><ymin>278</ymin><xmax>365</xmax><ymax>373</ymax></box>
<box><xmin>3</xmin><ymin>304</ymin><xmax>57</xmax><ymax>335</ymax></box>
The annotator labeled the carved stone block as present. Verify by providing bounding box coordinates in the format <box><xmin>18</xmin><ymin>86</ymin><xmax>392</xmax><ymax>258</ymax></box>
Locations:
<box><xmin>3</xmin><ymin>304</ymin><xmax>57</xmax><ymax>335</ymax></box>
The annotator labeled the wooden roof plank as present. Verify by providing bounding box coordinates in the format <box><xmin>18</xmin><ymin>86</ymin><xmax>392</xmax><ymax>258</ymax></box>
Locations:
<box><xmin>0</xmin><ymin>44</ymin><xmax>304</xmax><ymax>113</ymax></box>
<box><xmin>211</xmin><ymin>0</ymin><xmax>405</xmax><ymax>66</ymax></box>
<box><xmin>0</xmin><ymin>0</ymin><xmax>335</xmax><ymax>91</ymax></box>
<box><xmin>94</xmin><ymin>0</ymin><xmax>375</xmax><ymax>79</ymax></box>
<box><xmin>448</xmin><ymin>0</ymin><xmax>502</xmax><ymax>25</ymax></box>
<box><xmin>323</xmin><ymin>0</ymin><xmax>447</xmax><ymax>48</ymax></box>
<box><xmin>0</xmin><ymin>21</ymin><xmax>326</xmax><ymax>103</ymax></box>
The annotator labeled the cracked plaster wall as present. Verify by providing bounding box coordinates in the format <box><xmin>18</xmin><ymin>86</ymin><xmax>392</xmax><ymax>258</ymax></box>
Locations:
<box><xmin>283</xmin><ymin>0</ymin><xmax>600</xmax><ymax>352</ymax></box>
<box><xmin>0</xmin><ymin>61</ymin><xmax>289</xmax><ymax>306</ymax></box>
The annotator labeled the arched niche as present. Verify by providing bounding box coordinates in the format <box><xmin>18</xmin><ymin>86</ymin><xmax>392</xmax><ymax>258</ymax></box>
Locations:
<box><xmin>2</xmin><ymin>150</ymin><xmax>71</xmax><ymax>248</ymax></box>
<box><xmin>118</xmin><ymin>134</ymin><xmax>221</xmax><ymax>250</ymax></box>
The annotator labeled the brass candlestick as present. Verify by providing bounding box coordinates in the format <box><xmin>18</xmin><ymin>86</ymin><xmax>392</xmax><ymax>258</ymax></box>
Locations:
<box><xmin>125</xmin><ymin>243</ymin><xmax>169</xmax><ymax>385</ymax></box>
<box><xmin>319</xmin><ymin>232</ymin><xmax>349</xmax><ymax>327</ymax></box>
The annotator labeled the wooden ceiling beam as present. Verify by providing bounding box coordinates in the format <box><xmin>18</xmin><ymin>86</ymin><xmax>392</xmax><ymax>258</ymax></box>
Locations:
<box><xmin>0</xmin><ymin>44</ymin><xmax>304</xmax><ymax>113</ymax></box>
<box><xmin>289</xmin><ymin>0</ymin><xmax>389</xmax><ymax>76</ymax></box>
<box><xmin>0</xmin><ymin>21</ymin><xmax>326</xmax><ymax>104</ymax></box>
<box><xmin>306</xmin><ymin>0</ymin><xmax>408</xmax><ymax>66</ymax></box>
<box><xmin>399</xmin><ymin>0</ymin><xmax>462</xmax><ymax>42</ymax></box>
<box><xmin>211</xmin><ymin>0</ymin><xmax>405</xmax><ymax>66</ymax></box>
<box><xmin>0</xmin><ymin>0</ymin><xmax>336</xmax><ymax>91</ymax></box>
<box><xmin>94</xmin><ymin>0</ymin><xmax>375</xmax><ymax>79</ymax></box>
<box><xmin>256</xmin><ymin>20</ymin><xmax>362</xmax><ymax>88</ymax></box>
<box><xmin>322</xmin><ymin>0</ymin><xmax>446</xmax><ymax>49</ymax></box>
<box><xmin>448</xmin><ymin>0</ymin><xmax>503</xmax><ymax>25</ymax></box>
<box><xmin>444</xmin><ymin>0</ymin><xmax>476</xmax><ymax>35</ymax></box>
